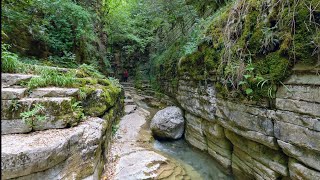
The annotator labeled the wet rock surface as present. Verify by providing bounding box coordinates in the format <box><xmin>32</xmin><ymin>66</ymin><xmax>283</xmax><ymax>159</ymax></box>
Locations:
<box><xmin>103</xmin><ymin>90</ymin><xmax>192</xmax><ymax>180</ymax></box>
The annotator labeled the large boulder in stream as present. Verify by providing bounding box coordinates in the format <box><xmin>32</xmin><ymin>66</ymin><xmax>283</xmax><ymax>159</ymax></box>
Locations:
<box><xmin>150</xmin><ymin>106</ymin><xmax>185</xmax><ymax>140</ymax></box>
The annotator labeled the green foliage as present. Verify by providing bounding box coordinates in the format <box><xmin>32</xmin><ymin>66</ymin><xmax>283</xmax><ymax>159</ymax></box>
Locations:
<box><xmin>105</xmin><ymin>0</ymin><xmax>154</xmax><ymax>56</ymax></box>
<box><xmin>238</xmin><ymin>62</ymin><xmax>277</xmax><ymax>99</ymax></box>
<box><xmin>185</xmin><ymin>0</ymin><xmax>230</xmax><ymax>16</ymax></box>
<box><xmin>108</xmin><ymin>77</ymin><xmax>122</xmax><ymax>90</ymax></box>
<box><xmin>134</xmin><ymin>67</ymin><xmax>143</xmax><ymax>89</ymax></box>
<box><xmin>2</xmin><ymin>0</ymin><xmax>109</xmax><ymax>69</ymax></box>
<box><xmin>76</xmin><ymin>64</ymin><xmax>106</xmax><ymax>79</ymax></box>
<box><xmin>1</xmin><ymin>44</ymin><xmax>21</xmax><ymax>73</ymax></box>
<box><xmin>112</xmin><ymin>124</ymin><xmax>119</xmax><ymax>136</ymax></box>
<box><xmin>48</xmin><ymin>52</ymin><xmax>77</xmax><ymax>68</ymax></box>
<box><xmin>260</xmin><ymin>27</ymin><xmax>279</xmax><ymax>54</ymax></box>
<box><xmin>71</xmin><ymin>101</ymin><xmax>85</xmax><ymax>120</ymax></box>
<box><xmin>21</xmin><ymin>104</ymin><xmax>47</xmax><ymax>127</ymax></box>
<box><xmin>9</xmin><ymin>100</ymin><xmax>22</xmax><ymax>112</ymax></box>
<box><xmin>78</xmin><ymin>89</ymin><xmax>88</xmax><ymax>100</ymax></box>
<box><xmin>27</xmin><ymin>69</ymin><xmax>76</xmax><ymax>89</ymax></box>
<box><xmin>171</xmin><ymin>0</ymin><xmax>317</xmax><ymax>101</ymax></box>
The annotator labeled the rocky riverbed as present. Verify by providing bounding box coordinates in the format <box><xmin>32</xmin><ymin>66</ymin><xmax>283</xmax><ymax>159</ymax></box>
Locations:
<box><xmin>102</xmin><ymin>90</ymin><xmax>194</xmax><ymax>179</ymax></box>
<box><xmin>102</xmin><ymin>83</ymin><xmax>233</xmax><ymax>180</ymax></box>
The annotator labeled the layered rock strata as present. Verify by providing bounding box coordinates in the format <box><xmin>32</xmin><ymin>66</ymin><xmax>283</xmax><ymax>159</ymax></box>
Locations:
<box><xmin>174</xmin><ymin>66</ymin><xmax>320</xmax><ymax>179</ymax></box>
<box><xmin>1</xmin><ymin>73</ymin><xmax>124</xmax><ymax>180</ymax></box>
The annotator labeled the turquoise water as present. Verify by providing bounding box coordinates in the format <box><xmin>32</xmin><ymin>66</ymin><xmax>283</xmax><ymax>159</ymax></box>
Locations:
<box><xmin>154</xmin><ymin>139</ymin><xmax>234</xmax><ymax>180</ymax></box>
<box><xmin>135</xmin><ymin>95</ymin><xmax>234</xmax><ymax>180</ymax></box>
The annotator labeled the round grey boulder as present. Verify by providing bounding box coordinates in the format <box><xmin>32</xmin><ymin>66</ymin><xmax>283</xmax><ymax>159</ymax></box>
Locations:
<box><xmin>150</xmin><ymin>106</ymin><xmax>185</xmax><ymax>140</ymax></box>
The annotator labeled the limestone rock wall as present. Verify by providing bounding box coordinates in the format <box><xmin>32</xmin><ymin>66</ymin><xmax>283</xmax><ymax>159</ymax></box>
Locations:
<box><xmin>175</xmin><ymin>68</ymin><xmax>320</xmax><ymax>179</ymax></box>
<box><xmin>1</xmin><ymin>73</ymin><xmax>124</xmax><ymax>180</ymax></box>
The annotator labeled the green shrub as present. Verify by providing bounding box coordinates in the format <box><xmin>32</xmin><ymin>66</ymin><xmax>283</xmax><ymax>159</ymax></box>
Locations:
<box><xmin>76</xmin><ymin>64</ymin><xmax>106</xmax><ymax>79</ymax></box>
<box><xmin>1</xmin><ymin>44</ymin><xmax>21</xmax><ymax>73</ymax></box>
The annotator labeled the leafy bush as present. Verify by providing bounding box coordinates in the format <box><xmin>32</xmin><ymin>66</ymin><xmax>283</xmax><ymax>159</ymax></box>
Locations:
<box><xmin>48</xmin><ymin>51</ymin><xmax>77</xmax><ymax>68</ymax></box>
<box><xmin>2</xmin><ymin>0</ymin><xmax>104</xmax><ymax>67</ymax></box>
<box><xmin>1</xmin><ymin>44</ymin><xmax>21</xmax><ymax>73</ymax></box>
<box><xmin>76</xmin><ymin>64</ymin><xmax>106</xmax><ymax>79</ymax></box>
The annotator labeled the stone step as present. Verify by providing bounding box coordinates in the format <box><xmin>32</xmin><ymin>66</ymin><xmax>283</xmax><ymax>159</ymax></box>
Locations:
<box><xmin>1</xmin><ymin>97</ymin><xmax>74</xmax><ymax>120</ymax></box>
<box><xmin>124</xmin><ymin>105</ymin><xmax>137</xmax><ymax>115</ymax></box>
<box><xmin>140</xmin><ymin>90</ymin><xmax>156</xmax><ymax>96</ymax></box>
<box><xmin>2</xmin><ymin>73</ymin><xmax>39</xmax><ymax>87</ymax></box>
<box><xmin>1</xmin><ymin>97</ymin><xmax>79</xmax><ymax>134</ymax></box>
<box><xmin>123</xmin><ymin>87</ymin><xmax>135</xmax><ymax>91</ymax></box>
<box><xmin>284</xmin><ymin>74</ymin><xmax>320</xmax><ymax>86</ymax></box>
<box><xmin>124</xmin><ymin>99</ymin><xmax>135</xmax><ymax>105</ymax></box>
<box><xmin>28</xmin><ymin>87</ymin><xmax>79</xmax><ymax>98</ymax></box>
<box><xmin>125</xmin><ymin>92</ymin><xmax>132</xmax><ymax>99</ymax></box>
<box><xmin>1</xmin><ymin>113</ymin><xmax>78</xmax><ymax>135</ymax></box>
<box><xmin>1</xmin><ymin>119</ymin><xmax>31</xmax><ymax>134</ymax></box>
<box><xmin>292</xmin><ymin>63</ymin><xmax>320</xmax><ymax>75</ymax></box>
<box><xmin>1</xmin><ymin>87</ymin><xmax>28</xmax><ymax>100</ymax></box>
<box><xmin>1</xmin><ymin>117</ymin><xmax>107</xmax><ymax>179</ymax></box>
<box><xmin>121</xmin><ymin>82</ymin><xmax>134</xmax><ymax>86</ymax></box>
<box><xmin>141</xmin><ymin>85</ymin><xmax>151</xmax><ymax>88</ymax></box>
<box><xmin>123</xmin><ymin>86</ymin><xmax>134</xmax><ymax>89</ymax></box>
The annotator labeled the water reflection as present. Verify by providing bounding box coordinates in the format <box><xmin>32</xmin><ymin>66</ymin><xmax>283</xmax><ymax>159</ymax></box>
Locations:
<box><xmin>154</xmin><ymin>139</ymin><xmax>234</xmax><ymax>180</ymax></box>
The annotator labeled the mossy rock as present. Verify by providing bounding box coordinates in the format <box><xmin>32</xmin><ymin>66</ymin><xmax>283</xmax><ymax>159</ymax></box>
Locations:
<box><xmin>81</xmin><ymin>83</ymin><xmax>122</xmax><ymax>117</ymax></box>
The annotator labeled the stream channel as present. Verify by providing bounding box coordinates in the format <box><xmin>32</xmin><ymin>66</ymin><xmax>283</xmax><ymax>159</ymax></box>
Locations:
<box><xmin>135</xmin><ymin>96</ymin><xmax>234</xmax><ymax>180</ymax></box>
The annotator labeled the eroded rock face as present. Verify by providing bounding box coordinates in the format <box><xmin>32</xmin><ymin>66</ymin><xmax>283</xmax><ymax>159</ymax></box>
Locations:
<box><xmin>177</xmin><ymin>79</ymin><xmax>216</xmax><ymax>121</ymax></box>
<box><xmin>184</xmin><ymin>112</ymin><xmax>233</xmax><ymax>169</ymax></box>
<box><xmin>1</xmin><ymin>117</ymin><xmax>109</xmax><ymax>180</ymax></box>
<box><xmin>174</xmin><ymin>69</ymin><xmax>320</xmax><ymax>179</ymax></box>
<box><xmin>1</xmin><ymin>71</ymin><xmax>124</xmax><ymax>180</ymax></box>
<box><xmin>83</xmin><ymin>89</ymin><xmax>109</xmax><ymax>117</ymax></box>
<box><xmin>1</xmin><ymin>97</ymin><xmax>78</xmax><ymax>134</ymax></box>
<box><xmin>150</xmin><ymin>106</ymin><xmax>185</xmax><ymax>140</ymax></box>
<box><xmin>225</xmin><ymin>130</ymin><xmax>288</xmax><ymax>178</ymax></box>
<box><xmin>1</xmin><ymin>74</ymin><xmax>39</xmax><ymax>87</ymax></box>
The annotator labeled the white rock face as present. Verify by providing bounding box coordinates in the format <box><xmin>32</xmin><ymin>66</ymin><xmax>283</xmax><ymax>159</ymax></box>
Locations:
<box><xmin>1</xmin><ymin>74</ymin><xmax>39</xmax><ymax>87</ymax></box>
<box><xmin>150</xmin><ymin>106</ymin><xmax>185</xmax><ymax>140</ymax></box>
<box><xmin>1</xmin><ymin>88</ymin><xmax>27</xmax><ymax>100</ymax></box>
<box><xmin>28</xmin><ymin>87</ymin><xmax>79</xmax><ymax>98</ymax></box>
<box><xmin>1</xmin><ymin>117</ymin><xmax>109</xmax><ymax>180</ymax></box>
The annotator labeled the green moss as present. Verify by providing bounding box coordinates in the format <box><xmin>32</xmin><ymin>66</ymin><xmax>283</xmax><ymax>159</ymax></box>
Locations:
<box><xmin>254</xmin><ymin>52</ymin><xmax>290</xmax><ymax>80</ymax></box>
<box><xmin>152</xmin><ymin>0</ymin><xmax>318</xmax><ymax>100</ymax></box>
<box><xmin>242</xmin><ymin>9</ymin><xmax>260</xmax><ymax>53</ymax></box>
<box><xmin>98</xmin><ymin>79</ymin><xmax>111</xmax><ymax>86</ymax></box>
<box><xmin>291</xmin><ymin>5</ymin><xmax>318</xmax><ymax>64</ymax></box>
<box><xmin>248</xmin><ymin>25</ymin><xmax>264</xmax><ymax>54</ymax></box>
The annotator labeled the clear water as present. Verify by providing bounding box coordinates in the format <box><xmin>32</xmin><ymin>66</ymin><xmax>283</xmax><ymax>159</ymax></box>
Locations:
<box><xmin>134</xmin><ymin>95</ymin><xmax>234</xmax><ymax>180</ymax></box>
<box><xmin>153</xmin><ymin>139</ymin><xmax>234</xmax><ymax>180</ymax></box>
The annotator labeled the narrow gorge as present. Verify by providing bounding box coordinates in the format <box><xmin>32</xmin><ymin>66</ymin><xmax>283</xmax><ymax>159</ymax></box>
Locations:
<box><xmin>1</xmin><ymin>0</ymin><xmax>319</xmax><ymax>179</ymax></box>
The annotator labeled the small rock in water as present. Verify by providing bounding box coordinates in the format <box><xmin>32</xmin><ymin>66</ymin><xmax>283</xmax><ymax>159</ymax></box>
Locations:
<box><xmin>150</xmin><ymin>106</ymin><xmax>185</xmax><ymax>140</ymax></box>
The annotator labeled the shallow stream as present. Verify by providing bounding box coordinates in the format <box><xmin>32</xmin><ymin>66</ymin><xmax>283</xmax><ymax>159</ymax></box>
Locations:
<box><xmin>137</xmin><ymin>98</ymin><xmax>234</xmax><ymax>180</ymax></box>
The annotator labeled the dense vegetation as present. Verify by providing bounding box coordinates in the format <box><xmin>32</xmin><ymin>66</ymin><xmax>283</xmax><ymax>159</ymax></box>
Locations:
<box><xmin>2</xmin><ymin>0</ymin><xmax>111</xmax><ymax>73</ymax></box>
<box><xmin>150</xmin><ymin>0</ymin><xmax>320</xmax><ymax>102</ymax></box>
<box><xmin>2</xmin><ymin>0</ymin><xmax>319</xmax><ymax>101</ymax></box>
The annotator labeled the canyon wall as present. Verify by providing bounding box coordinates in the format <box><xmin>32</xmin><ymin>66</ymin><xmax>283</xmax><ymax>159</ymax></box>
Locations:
<box><xmin>174</xmin><ymin>65</ymin><xmax>320</xmax><ymax>179</ymax></box>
